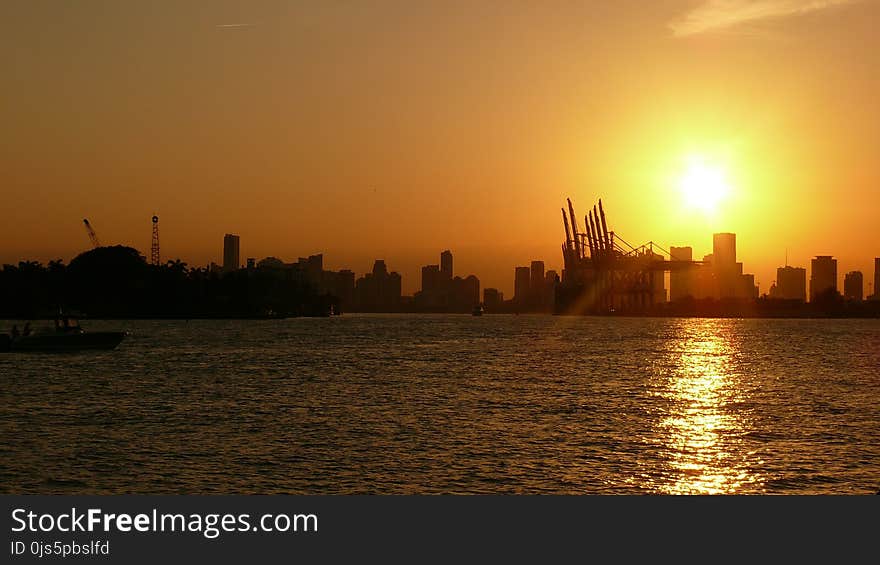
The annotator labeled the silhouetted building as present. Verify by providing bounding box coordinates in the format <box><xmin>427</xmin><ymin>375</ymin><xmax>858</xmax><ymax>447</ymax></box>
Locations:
<box><xmin>514</xmin><ymin>266</ymin><xmax>531</xmax><ymax>305</ymax></box>
<box><xmin>297</xmin><ymin>254</ymin><xmax>323</xmax><ymax>288</ymax></box>
<box><xmin>713</xmin><ymin>233</ymin><xmax>738</xmax><ymax>298</ymax></box>
<box><xmin>529</xmin><ymin>261</ymin><xmax>545</xmax><ymax>308</ymax></box>
<box><xmin>669</xmin><ymin>246</ymin><xmax>693</xmax><ymax>302</ymax></box>
<box><xmin>246</xmin><ymin>257</ymin><xmax>255</xmax><ymax>270</ymax></box>
<box><xmin>872</xmin><ymin>258</ymin><xmax>880</xmax><ymax>301</ymax></box>
<box><xmin>414</xmin><ymin>250</ymin><xmax>481</xmax><ymax>312</ymax></box>
<box><xmin>703</xmin><ymin>233</ymin><xmax>757</xmax><ymax>300</ymax></box>
<box><xmin>544</xmin><ymin>270</ymin><xmax>559</xmax><ymax>310</ymax></box>
<box><xmin>810</xmin><ymin>256</ymin><xmax>837</xmax><ymax>301</ymax></box>
<box><xmin>325</xmin><ymin>269</ymin><xmax>355</xmax><ymax>311</ymax></box>
<box><xmin>844</xmin><ymin>271</ymin><xmax>863</xmax><ymax>301</ymax></box>
<box><xmin>650</xmin><ymin>251</ymin><xmax>667</xmax><ymax>303</ymax></box>
<box><xmin>483</xmin><ymin>288</ymin><xmax>503</xmax><ymax>311</ymax></box>
<box><xmin>440</xmin><ymin>250</ymin><xmax>453</xmax><ymax>281</ymax></box>
<box><xmin>530</xmin><ymin>261</ymin><xmax>545</xmax><ymax>294</ymax></box>
<box><xmin>354</xmin><ymin>260</ymin><xmax>402</xmax><ymax>312</ymax></box>
<box><xmin>421</xmin><ymin>265</ymin><xmax>441</xmax><ymax>293</ymax></box>
<box><xmin>741</xmin><ymin>273</ymin><xmax>758</xmax><ymax>299</ymax></box>
<box><xmin>223</xmin><ymin>234</ymin><xmax>240</xmax><ymax>272</ymax></box>
<box><xmin>772</xmin><ymin>266</ymin><xmax>807</xmax><ymax>301</ymax></box>
<box><xmin>453</xmin><ymin>275</ymin><xmax>480</xmax><ymax>309</ymax></box>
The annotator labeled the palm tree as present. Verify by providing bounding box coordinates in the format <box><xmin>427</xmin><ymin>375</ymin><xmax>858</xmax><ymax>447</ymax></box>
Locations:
<box><xmin>165</xmin><ymin>259</ymin><xmax>189</xmax><ymax>276</ymax></box>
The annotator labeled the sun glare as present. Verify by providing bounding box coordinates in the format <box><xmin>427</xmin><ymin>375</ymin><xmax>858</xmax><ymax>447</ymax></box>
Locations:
<box><xmin>678</xmin><ymin>157</ymin><xmax>730</xmax><ymax>214</ymax></box>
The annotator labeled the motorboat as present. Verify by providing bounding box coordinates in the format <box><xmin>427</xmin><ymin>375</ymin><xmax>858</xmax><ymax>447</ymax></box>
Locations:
<box><xmin>0</xmin><ymin>317</ymin><xmax>126</xmax><ymax>352</ymax></box>
<box><xmin>472</xmin><ymin>305</ymin><xmax>484</xmax><ymax>316</ymax></box>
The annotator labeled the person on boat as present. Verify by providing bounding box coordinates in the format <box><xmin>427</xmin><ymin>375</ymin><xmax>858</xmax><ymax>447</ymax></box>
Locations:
<box><xmin>22</xmin><ymin>322</ymin><xmax>31</xmax><ymax>336</ymax></box>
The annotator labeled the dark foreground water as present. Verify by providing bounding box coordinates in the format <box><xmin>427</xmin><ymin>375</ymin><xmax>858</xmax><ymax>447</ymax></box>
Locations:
<box><xmin>1</xmin><ymin>315</ymin><xmax>879</xmax><ymax>494</ymax></box>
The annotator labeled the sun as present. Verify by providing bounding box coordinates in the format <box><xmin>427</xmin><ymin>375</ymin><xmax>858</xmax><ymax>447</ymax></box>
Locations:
<box><xmin>678</xmin><ymin>157</ymin><xmax>730</xmax><ymax>214</ymax></box>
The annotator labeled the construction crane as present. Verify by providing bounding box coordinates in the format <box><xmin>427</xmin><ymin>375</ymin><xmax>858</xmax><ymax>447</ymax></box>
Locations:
<box><xmin>82</xmin><ymin>219</ymin><xmax>101</xmax><ymax>248</ymax></box>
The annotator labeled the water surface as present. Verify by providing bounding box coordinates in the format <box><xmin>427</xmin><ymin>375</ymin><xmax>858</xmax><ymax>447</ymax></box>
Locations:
<box><xmin>1</xmin><ymin>315</ymin><xmax>878</xmax><ymax>494</ymax></box>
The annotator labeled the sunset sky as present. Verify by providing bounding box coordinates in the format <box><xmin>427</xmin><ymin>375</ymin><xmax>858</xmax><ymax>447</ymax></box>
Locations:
<box><xmin>3</xmin><ymin>1</ymin><xmax>879</xmax><ymax>296</ymax></box>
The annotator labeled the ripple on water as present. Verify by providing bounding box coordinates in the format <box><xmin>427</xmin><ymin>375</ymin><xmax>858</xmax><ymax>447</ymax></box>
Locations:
<box><xmin>1</xmin><ymin>315</ymin><xmax>879</xmax><ymax>494</ymax></box>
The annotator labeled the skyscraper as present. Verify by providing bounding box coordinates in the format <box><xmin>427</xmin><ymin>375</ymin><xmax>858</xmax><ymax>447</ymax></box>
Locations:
<box><xmin>530</xmin><ymin>261</ymin><xmax>545</xmax><ymax>306</ymax></box>
<box><xmin>421</xmin><ymin>265</ymin><xmax>441</xmax><ymax>293</ymax></box>
<box><xmin>440</xmin><ymin>250</ymin><xmax>453</xmax><ymax>281</ymax></box>
<box><xmin>483</xmin><ymin>288</ymin><xmax>503</xmax><ymax>311</ymax></box>
<box><xmin>669</xmin><ymin>246</ymin><xmax>693</xmax><ymax>302</ymax></box>
<box><xmin>354</xmin><ymin>260</ymin><xmax>402</xmax><ymax>312</ymax></box>
<box><xmin>873</xmin><ymin>258</ymin><xmax>880</xmax><ymax>300</ymax></box>
<box><xmin>713</xmin><ymin>233</ymin><xmax>737</xmax><ymax>298</ymax></box>
<box><xmin>514</xmin><ymin>266</ymin><xmax>531</xmax><ymax>305</ymax></box>
<box><xmin>530</xmin><ymin>261</ymin><xmax>545</xmax><ymax>290</ymax></box>
<box><xmin>223</xmin><ymin>234</ymin><xmax>240</xmax><ymax>272</ymax></box>
<box><xmin>713</xmin><ymin>233</ymin><xmax>736</xmax><ymax>268</ymax></box>
<box><xmin>775</xmin><ymin>266</ymin><xmax>806</xmax><ymax>301</ymax></box>
<box><xmin>843</xmin><ymin>271</ymin><xmax>863</xmax><ymax>301</ymax></box>
<box><xmin>810</xmin><ymin>256</ymin><xmax>837</xmax><ymax>301</ymax></box>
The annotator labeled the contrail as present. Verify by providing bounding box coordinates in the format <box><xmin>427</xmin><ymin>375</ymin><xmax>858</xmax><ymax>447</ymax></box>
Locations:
<box><xmin>216</xmin><ymin>23</ymin><xmax>257</xmax><ymax>29</ymax></box>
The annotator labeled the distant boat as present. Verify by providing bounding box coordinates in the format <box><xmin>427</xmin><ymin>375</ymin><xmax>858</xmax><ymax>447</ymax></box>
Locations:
<box><xmin>472</xmin><ymin>305</ymin><xmax>484</xmax><ymax>316</ymax></box>
<box><xmin>0</xmin><ymin>317</ymin><xmax>126</xmax><ymax>352</ymax></box>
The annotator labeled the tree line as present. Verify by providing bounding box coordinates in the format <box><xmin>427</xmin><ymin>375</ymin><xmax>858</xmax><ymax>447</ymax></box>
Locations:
<box><xmin>0</xmin><ymin>246</ymin><xmax>336</xmax><ymax>319</ymax></box>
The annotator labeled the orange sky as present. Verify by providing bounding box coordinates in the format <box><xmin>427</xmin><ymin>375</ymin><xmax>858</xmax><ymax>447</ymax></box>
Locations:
<box><xmin>3</xmin><ymin>1</ymin><xmax>879</xmax><ymax>296</ymax></box>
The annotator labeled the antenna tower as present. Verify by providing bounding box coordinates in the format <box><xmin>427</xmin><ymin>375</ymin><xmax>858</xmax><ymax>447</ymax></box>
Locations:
<box><xmin>151</xmin><ymin>215</ymin><xmax>160</xmax><ymax>266</ymax></box>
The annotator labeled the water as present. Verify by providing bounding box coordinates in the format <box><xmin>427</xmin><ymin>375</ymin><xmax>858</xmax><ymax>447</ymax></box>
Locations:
<box><xmin>1</xmin><ymin>315</ymin><xmax>879</xmax><ymax>494</ymax></box>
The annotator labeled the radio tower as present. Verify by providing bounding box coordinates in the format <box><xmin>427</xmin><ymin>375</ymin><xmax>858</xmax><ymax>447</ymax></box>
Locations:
<box><xmin>151</xmin><ymin>215</ymin><xmax>160</xmax><ymax>266</ymax></box>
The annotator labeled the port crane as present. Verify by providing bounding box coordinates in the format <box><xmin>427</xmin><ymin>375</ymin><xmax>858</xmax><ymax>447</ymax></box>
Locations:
<box><xmin>82</xmin><ymin>219</ymin><xmax>101</xmax><ymax>248</ymax></box>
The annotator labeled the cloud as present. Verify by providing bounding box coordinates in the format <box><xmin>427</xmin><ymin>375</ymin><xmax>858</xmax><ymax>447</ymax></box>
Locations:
<box><xmin>670</xmin><ymin>0</ymin><xmax>861</xmax><ymax>37</ymax></box>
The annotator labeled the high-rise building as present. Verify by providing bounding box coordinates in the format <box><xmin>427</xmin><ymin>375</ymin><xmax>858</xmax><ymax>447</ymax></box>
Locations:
<box><xmin>873</xmin><ymin>258</ymin><xmax>880</xmax><ymax>300</ymax></box>
<box><xmin>713</xmin><ymin>233</ymin><xmax>736</xmax><ymax>268</ymax></box>
<box><xmin>421</xmin><ymin>265</ymin><xmax>441</xmax><ymax>293</ymax></box>
<box><xmin>530</xmin><ymin>261</ymin><xmax>545</xmax><ymax>292</ymax></box>
<box><xmin>774</xmin><ymin>266</ymin><xmax>806</xmax><ymax>301</ymax></box>
<box><xmin>354</xmin><ymin>260</ymin><xmax>402</xmax><ymax>311</ymax></box>
<box><xmin>457</xmin><ymin>275</ymin><xmax>480</xmax><ymax>308</ymax></box>
<box><xmin>543</xmin><ymin>270</ymin><xmax>559</xmax><ymax>311</ymax></box>
<box><xmin>530</xmin><ymin>261</ymin><xmax>545</xmax><ymax>307</ymax></box>
<box><xmin>296</xmin><ymin>254</ymin><xmax>324</xmax><ymax>289</ymax></box>
<box><xmin>741</xmin><ymin>274</ymin><xmax>758</xmax><ymax>299</ymax></box>
<box><xmin>223</xmin><ymin>234</ymin><xmax>240</xmax><ymax>272</ymax></box>
<box><xmin>669</xmin><ymin>246</ymin><xmax>693</xmax><ymax>302</ymax></box>
<box><xmin>810</xmin><ymin>256</ymin><xmax>837</xmax><ymax>301</ymax></box>
<box><xmin>514</xmin><ymin>266</ymin><xmax>531</xmax><ymax>304</ymax></box>
<box><xmin>843</xmin><ymin>271</ymin><xmax>863</xmax><ymax>301</ymax></box>
<box><xmin>483</xmin><ymin>288</ymin><xmax>503</xmax><ymax>311</ymax></box>
<box><xmin>440</xmin><ymin>250</ymin><xmax>453</xmax><ymax>281</ymax></box>
<box><xmin>332</xmin><ymin>269</ymin><xmax>356</xmax><ymax>310</ymax></box>
<box><xmin>713</xmin><ymin>233</ymin><xmax>737</xmax><ymax>298</ymax></box>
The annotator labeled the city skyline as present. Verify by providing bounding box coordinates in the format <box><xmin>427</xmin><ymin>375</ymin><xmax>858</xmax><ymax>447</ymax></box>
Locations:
<box><xmin>3</xmin><ymin>1</ymin><xmax>880</xmax><ymax>297</ymax></box>
<box><xmin>12</xmin><ymin>221</ymin><xmax>878</xmax><ymax>304</ymax></box>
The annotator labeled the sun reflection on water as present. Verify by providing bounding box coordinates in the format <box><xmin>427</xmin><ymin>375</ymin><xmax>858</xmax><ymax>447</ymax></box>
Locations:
<box><xmin>653</xmin><ymin>320</ymin><xmax>763</xmax><ymax>494</ymax></box>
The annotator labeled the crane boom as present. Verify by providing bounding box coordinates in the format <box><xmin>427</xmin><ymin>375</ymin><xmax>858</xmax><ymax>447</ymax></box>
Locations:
<box><xmin>83</xmin><ymin>219</ymin><xmax>100</xmax><ymax>248</ymax></box>
<box><xmin>567</xmin><ymin>199</ymin><xmax>582</xmax><ymax>260</ymax></box>
<box><xmin>561</xmin><ymin>208</ymin><xmax>573</xmax><ymax>253</ymax></box>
